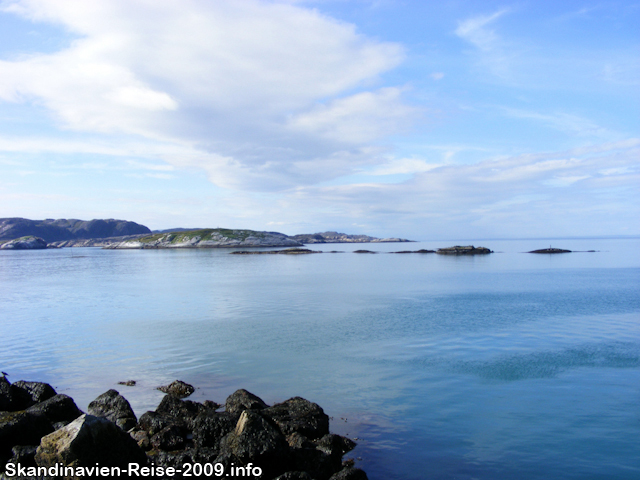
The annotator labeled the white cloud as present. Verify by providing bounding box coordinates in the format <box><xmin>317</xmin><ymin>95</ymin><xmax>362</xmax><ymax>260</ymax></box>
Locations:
<box><xmin>0</xmin><ymin>0</ymin><xmax>409</xmax><ymax>189</ymax></box>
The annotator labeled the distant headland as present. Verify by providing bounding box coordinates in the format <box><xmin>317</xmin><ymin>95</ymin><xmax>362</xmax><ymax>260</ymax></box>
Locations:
<box><xmin>0</xmin><ymin>218</ymin><xmax>412</xmax><ymax>249</ymax></box>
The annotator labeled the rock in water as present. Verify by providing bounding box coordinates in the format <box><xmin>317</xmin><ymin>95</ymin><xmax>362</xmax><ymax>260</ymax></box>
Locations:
<box><xmin>157</xmin><ymin>380</ymin><xmax>195</xmax><ymax>398</ymax></box>
<box><xmin>35</xmin><ymin>414</ymin><xmax>147</xmax><ymax>469</ymax></box>
<box><xmin>88</xmin><ymin>389</ymin><xmax>138</xmax><ymax>431</ymax></box>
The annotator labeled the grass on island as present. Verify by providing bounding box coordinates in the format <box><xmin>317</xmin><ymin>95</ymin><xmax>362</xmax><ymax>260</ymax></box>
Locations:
<box><xmin>137</xmin><ymin>228</ymin><xmax>268</xmax><ymax>244</ymax></box>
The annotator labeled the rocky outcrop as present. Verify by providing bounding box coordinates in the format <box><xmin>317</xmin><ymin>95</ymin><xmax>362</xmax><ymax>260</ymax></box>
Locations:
<box><xmin>528</xmin><ymin>248</ymin><xmax>571</xmax><ymax>253</ymax></box>
<box><xmin>106</xmin><ymin>229</ymin><xmax>303</xmax><ymax>249</ymax></box>
<box><xmin>157</xmin><ymin>380</ymin><xmax>195</xmax><ymax>398</ymax></box>
<box><xmin>0</xmin><ymin>218</ymin><xmax>151</xmax><ymax>243</ymax></box>
<box><xmin>0</xmin><ymin>236</ymin><xmax>47</xmax><ymax>250</ymax></box>
<box><xmin>391</xmin><ymin>249</ymin><xmax>436</xmax><ymax>254</ymax></box>
<box><xmin>292</xmin><ymin>232</ymin><xmax>411</xmax><ymax>244</ymax></box>
<box><xmin>0</xmin><ymin>376</ymin><xmax>366</xmax><ymax>479</ymax></box>
<box><xmin>436</xmin><ymin>245</ymin><xmax>493</xmax><ymax>255</ymax></box>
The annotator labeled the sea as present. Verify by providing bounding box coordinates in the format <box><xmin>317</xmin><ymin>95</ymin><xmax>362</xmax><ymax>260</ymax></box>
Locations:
<box><xmin>1</xmin><ymin>237</ymin><xmax>639</xmax><ymax>480</ymax></box>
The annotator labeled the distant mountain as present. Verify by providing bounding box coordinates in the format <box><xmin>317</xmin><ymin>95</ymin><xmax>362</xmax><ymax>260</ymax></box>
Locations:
<box><xmin>0</xmin><ymin>218</ymin><xmax>151</xmax><ymax>243</ymax></box>
<box><xmin>291</xmin><ymin>231</ymin><xmax>412</xmax><ymax>243</ymax></box>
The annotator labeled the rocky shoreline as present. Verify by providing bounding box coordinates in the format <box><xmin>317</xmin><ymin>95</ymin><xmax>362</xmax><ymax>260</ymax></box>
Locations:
<box><xmin>0</xmin><ymin>376</ymin><xmax>366</xmax><ymax>480</ymax></box>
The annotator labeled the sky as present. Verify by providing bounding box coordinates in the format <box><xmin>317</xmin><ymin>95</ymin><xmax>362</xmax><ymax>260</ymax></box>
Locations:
<box><xmin>0</xmin><ymin>0</ymin><xmax>638</xmax><ymax>240</ymax></box>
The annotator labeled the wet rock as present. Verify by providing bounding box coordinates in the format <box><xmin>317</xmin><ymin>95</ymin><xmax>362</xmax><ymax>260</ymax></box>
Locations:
<box><xmin>26</xmin><ymin>393</ymin><xmax>82</xmax><ymax>424</ymax></box>
<box><xmin>88</xmin><ymin>389</ymin><xmax>138</xmax><ymax>431</ymax></box>
<box><xmin>263</xmin><ymin>397</ymin><xmax>330</xmax><ymax>440</ymax></box>
<box><xmin>353</xmin><ymin>250</ymin><xmax>376</xmax><ymax>254</ymax></box>
<box><xmin>157</xmin><ymin>380</ymin><xmax>195</xmax><ymax>398</ymax></box>
<box><xmin>528</xmin><ymin>248</ymin><xmax>571</xmax><ymax>253</ymax></box>
<box><xmin>315</xmin><ymin>434</ymin><xmax>357</xmax><ymax>461</ymax></box>
<box><xmin>225</xmin><ymin>389</ymin><xmax>268</xmax><ymax>415</ymax></box>
<box><xmin>130</xmin><ymin>430</ymin><xmax>151</xmax><ymax>451</ymax></box>
<box><xmin>118</xmin><ymin>380</ymin><xmax>136</xmax><ymax>386</ymax></box>
<box><xmin>35</xmin><ymin>414</ymin><xmax>147</xmax><ymax>469</ymax></box>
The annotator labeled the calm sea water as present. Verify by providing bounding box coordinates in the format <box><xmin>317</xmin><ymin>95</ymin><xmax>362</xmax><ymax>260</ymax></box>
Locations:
<box><xmin>1</xmin><ymin>238</ymin><xmax>639</xmax><ymax>480</ymax></box>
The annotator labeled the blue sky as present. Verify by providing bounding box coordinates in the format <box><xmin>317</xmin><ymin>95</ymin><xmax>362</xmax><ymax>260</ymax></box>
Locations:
<box><xmin>0</xmin><ymin>0</ymin><xmax>638</xmax><ymax>239</ymax></box>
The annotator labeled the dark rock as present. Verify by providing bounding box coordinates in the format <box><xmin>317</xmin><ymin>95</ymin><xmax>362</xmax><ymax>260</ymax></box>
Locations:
<box><xmin>88</xmin><ymin>389</ymin><xmax>137</xmax><ymax>431</ymax></box>
<box><xmin>353</xmin><ymin>250</ymin><xmax>376</xmax><ymax>254</ymax></box>
<box><xmin>138</xmin><ymin>411</ymin><xmax>180</xmax><ymax>436</ymax></box>
<box><xmin>220</xmin><ymin>410</ymin><xmax>290</xmax><ymax>478</ymax></box>
<box><xmin>263</xmin><ymin>397</ymin><xmax>330</xmax><ymax>440</ymax></box>
<box><xmin>392</xmin><ymin>249</ymin><xmax>435</xmax><ymax>254</ymax></box>
<box><xmin>130</xmin><ymin>430</ymin><xmax>151</xmax><ymax>450</ymax></box>
<box><xmin>10</xmin><ymin>381</ymin><xmax>57</xmax><ymax>409</ymax></box>
<box><xmin>225</xmin><ymin>389</ymin><xmax>268</xmax><ymax>415</ymax></box>
<box><xmin>157</xmin><ymin>380</ymin><xmax>195</xmax><ymax>398</ymax></box>
<box><xmin>0</xmin><ymin>377</ymin><xmax>12</xmax><ymax>411</ymax></box>
<box><xmin>315</xmin><ymin>434</ymin><xmax>357</xmax><ymax>459</ymax></box>
<box><xmin>26</xmin><ymin>393</ymin><xmax>83</xmax><ymax>424</ymax></box>
<box><xmin>286</xmin><ymin>432</ymin><xmax>315</xmax><ymax>450</ymax></box>
<box><xmin>0</xmin><ymin>411</ymin><xmax>53</xmax><ymax>456</ymax></box>
<box><xmin>155</xmin><ymin>394</ymin><xmax>206</xmax><ymax>423</ymax></box>
<box><xmin>192</xmin><ymin>411</ymin><xmax>237</xmax><ymax>451</ymax></box>
<box><xmin>436</xmin><ymin>245</ymin><xmax>492</xmax><ymax>255</ymax></box>
<box><xmin>118</xmin><ymin>380</ymin><xmax>136</xmax><ymax>386</ymax></box>
<box><xmin>151</xmin><ymin>447</ymin><xmax>218</xmax><ymax>470</ymax></box>
<box><xmin>9</xmin><ymin>445</ymin><xmax>38</xmax><ymax>468</ymax></box>
<box><xmin>329</xmin><ymin>467</ymin><xmax>369</xmax><ymax>480</ymax></box>
<box><xmin>35</xmin><ymin>414</ymin><xmax>148</xmax><ymax>469</ymax></box>
<box><xmin>150</xmin><ymin>425</ymin><xmax>187</xmax><ymax>451</ymax></box>
<box><xmin>203</xmin><ymin>400</ymin><xmax>222</xmax><ymax>410</ymax></box>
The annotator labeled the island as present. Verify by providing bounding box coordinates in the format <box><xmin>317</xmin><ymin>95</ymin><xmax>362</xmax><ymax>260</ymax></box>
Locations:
<box><xmin>291</xmin><ymin>231</ymin><xmax>411</xmax><ymax>244</ymax></box>
<box><xmin>105</xmin><ymin>229</ymin><xmax>303</xmax><ymax>249</ymax></box>
<box><xmin>528</xmin><ymin>248</ymin><xmax>572</xmax><ymax>253</ymax></box>
<box><xmin>0</xmin><ymin>236</ymin><xmax>48</xmax><ymax>250</ymax></box>
<box><xmin>436</xmin><ymin>245</ymin><xmax>493</xmax><ymax>255</ymax></box>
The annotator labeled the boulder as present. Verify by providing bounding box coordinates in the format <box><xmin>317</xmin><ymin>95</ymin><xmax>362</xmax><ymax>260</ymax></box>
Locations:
<box><xmin>191</xmin><ymin>411</ymin><xmax>237</xmax><ymax>451</ymax></box>
<box><xmin>157</xmin><ymin>380</ymin><xmax>195</xmax><ymax>398</ymax></box>
<box><xmin>0</xmin><ymin>411</ymin><xmax>54</xmax><ymax>456</ymax></box>
<box><xmin>0</xmin><ymin>377</ymin><xmax>12</xmax><ymax>411</ymax></box>
<box><xmin>26</xmin><ymin>394</ymin><xmax>83</xmax><ymax>425</ymax></box>
<box><xmin>88</xmin><ymin>389</ymin><xmax>137</xmax><ymax>431</ymax></box>
<box><xmin>35</xmin><ymin>414</ymin><xmax>147</xmax><ymax>469</ymax></box>
<box><xmin>220</xmin><ymin>410</ymin><xmax>290</xmax><ymax>478</ymax></box>
<box><xmin>225</xmin><ymin>389</ymin><xmax>268</xmax><ymax>415</ymax></box>
<box><xmin>10</xmin><ymin>381</ymin><xmax>57</xmax><ymax>409</ymax></box>
<box><xmin>263</xmin><ymin>397</ymin><xmax>330</xmax><ymax>440</ymax></box>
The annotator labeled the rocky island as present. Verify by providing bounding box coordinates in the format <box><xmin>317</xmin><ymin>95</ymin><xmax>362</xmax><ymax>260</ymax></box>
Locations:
<box><xmin>436</xmin><ymin>245</ymin><xmax>493</xmax><ymax>255</ymax></box>
<box><xmin>291</xmin><ymin>232</ymin><xmax>411</xmax><ymax>244</ymax></box>
<box><xmin>0</xmin><ymin>236</ymin><xmax>48</xmax><ymax>250</ymax></box>
<box><xmin>528</xmin><ymin>248</ymin><xmax>572</xmax><ymax>253</ymax></box>
<box><xmin>105</xmin><ymin>229</ymin><xmax>303</xmax><ymax>249</ymax></box>
<box><xmin>0</xmin><ymin>375</ymin><xmax>367</xmax><ymax>480</ymax></box>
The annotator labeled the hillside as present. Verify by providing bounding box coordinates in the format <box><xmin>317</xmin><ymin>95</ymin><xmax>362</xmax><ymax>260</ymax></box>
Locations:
<box><xmin>0</xmin><ymin>218</ymin><xmax>151</xmax><ymax>243</ymax></box>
